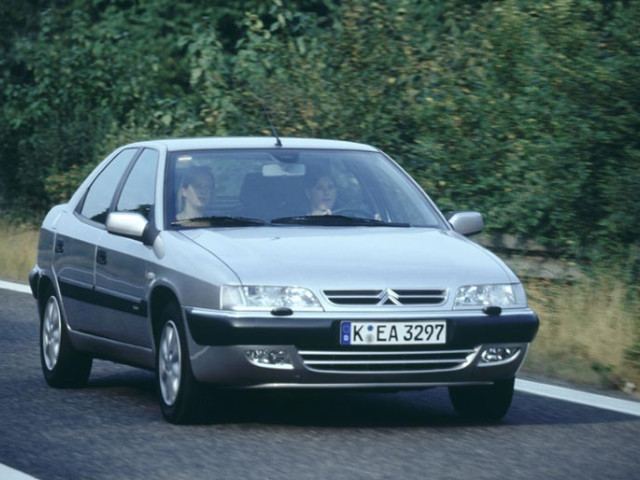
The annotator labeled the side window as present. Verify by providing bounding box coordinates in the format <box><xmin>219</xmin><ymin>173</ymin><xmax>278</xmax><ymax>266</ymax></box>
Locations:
<box><xmin>116</xmin><ymin>149</ymin><xmax>159</xmax><ymax>219</ymax></box>
<box><xmin>80</xmin><ymin>149</ymin><xmax>137</xmax><ymax>224</ymax></box>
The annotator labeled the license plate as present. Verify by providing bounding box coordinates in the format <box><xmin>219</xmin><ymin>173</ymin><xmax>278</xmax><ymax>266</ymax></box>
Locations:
<box><xmin>340</xmin><ymin>321</ymin><xmax>447</xmax><ymax>346</ymax></box>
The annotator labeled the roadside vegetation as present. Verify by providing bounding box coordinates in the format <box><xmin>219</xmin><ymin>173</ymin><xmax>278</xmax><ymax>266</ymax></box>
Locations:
<box><xmin>0</xmin><ymin>222</ymin><xmax>38</xmax><ymax>285</ymax></box>
<box><xmin>1</xmin><ymin>1</ymin><xmax>639</xmax><ymax>393</ymax></box>
<box><xmin>523</xmin><ymin>273</ymin><xmax>640</xmax><ymax>393</ymax></box>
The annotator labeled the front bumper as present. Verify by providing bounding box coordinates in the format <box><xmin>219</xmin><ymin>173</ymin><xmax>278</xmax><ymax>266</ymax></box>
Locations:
<box><xmin>184</xmin><ymin>308</ymin><xmax>539</xmax><ymax>389</ymax></box>
<box><xmin>186</xmin><ymin>308</ymin><xmax>538</xmax><ymax>348</ymax></box>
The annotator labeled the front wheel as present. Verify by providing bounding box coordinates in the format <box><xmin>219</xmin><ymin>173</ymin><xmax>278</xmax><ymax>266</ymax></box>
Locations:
<box><xmin>40</xmin><ymin>287</ymin><xmax>92</xmax><ymax>388</ymax></box>
<box><xmin>156</xmin><ymin>302</ymin><xmax>206</xmax><ymax>424</ymax></box>
<box><xmin>448</xmin><ymin>378</ymin><xmax>515</xmax><ymax>421</ymax></box>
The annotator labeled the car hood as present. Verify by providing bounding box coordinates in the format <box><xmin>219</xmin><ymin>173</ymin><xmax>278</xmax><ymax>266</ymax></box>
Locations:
<box><xmin>179</xmin><ymin>227</ymin><xmax>516</xmax><ymax>290</ymax></box>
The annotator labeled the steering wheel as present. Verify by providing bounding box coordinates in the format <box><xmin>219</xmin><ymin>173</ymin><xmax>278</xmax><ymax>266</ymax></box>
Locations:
<box><xmin>331</xmin><ymin>206</ymin><xmax>373</xmax><ymax>219</ymax></box>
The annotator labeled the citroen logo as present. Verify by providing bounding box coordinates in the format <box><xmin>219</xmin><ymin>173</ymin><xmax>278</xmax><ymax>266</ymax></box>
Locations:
<box><xmin>378</xmin><ymin>289</ymin><xmax>402</xmax><ymax>306</ymax></box>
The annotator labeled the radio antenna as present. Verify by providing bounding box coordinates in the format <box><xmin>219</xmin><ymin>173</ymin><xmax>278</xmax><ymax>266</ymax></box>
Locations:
<box><xmin>262</xmin><ymin>104</ymin><xmax>283</xmax><ymax>147</ymax></box>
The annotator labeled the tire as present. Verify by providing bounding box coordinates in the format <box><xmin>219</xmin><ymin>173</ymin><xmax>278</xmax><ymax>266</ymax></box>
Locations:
<box><xmin>40</xmin><ymin>286</ymin><xmax>93</xmax><ymax>388</ymax></box>
<box><xmin>156</xmin><ymin>302</ymin><xmax>206</xmax><ymax>424</ymax></box>
<box><xmin>448</xmin><ymin>377</ymin><xmax>515</xmax><ymax>421</ymax></box>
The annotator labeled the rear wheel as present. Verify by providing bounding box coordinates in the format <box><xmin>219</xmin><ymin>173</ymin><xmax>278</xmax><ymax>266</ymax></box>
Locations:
<box><xmin>448</xmin><ymin>378</ymin><xmax>515</xmax><ymax>421</ymax></box>
<box><xmin>40</xmin><ymin>286</ymin><xmax>92</xmax><ymax>388</ymax></box>
<box><xmin>157</xmin><ymin>302</ymin><xmax>206</xmax><ymax>424</ymax></box>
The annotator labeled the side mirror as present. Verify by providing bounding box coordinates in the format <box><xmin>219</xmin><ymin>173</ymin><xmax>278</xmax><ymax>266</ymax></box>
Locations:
<box><xmin>106</xmin><ymin>212</ymin><xmax>157</xmax><ymax>246</ymax></box>
<box><xmin>447</xmin><ymin>211</ymin><xmax>484</xmax><ymax>236</ymax></box>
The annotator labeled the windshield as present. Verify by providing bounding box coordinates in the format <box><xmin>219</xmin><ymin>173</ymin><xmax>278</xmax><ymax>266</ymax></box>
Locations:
<box><xmin>166</xmin><ymin>149</ymin><xmax>444</xmax><ymax>228</ymax></box>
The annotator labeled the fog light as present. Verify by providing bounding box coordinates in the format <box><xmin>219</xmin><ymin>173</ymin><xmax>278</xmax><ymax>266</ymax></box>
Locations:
<box><xmin>245</xmin><ymin>349</ymin><xmax>294</xmax><ymax>370</ymax></box>
<box><xmin>480</xmin><ymin>347</ymin><xmax>520</xmax><ymax>364</ymax></box>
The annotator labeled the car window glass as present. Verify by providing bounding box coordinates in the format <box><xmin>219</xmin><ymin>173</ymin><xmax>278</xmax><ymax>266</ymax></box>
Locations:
<box><xmin>80</xmin><ymin>148</ymin><xmax>137</xmax><ymax>224</ymax></box>
<box><xmin>168</xmin><ymin>149</ymin><xmax>443</xmax><ymax>227</ymax></box>
<box><xmin>116</xmin><ymin>149</ymin><xmax>159</xmax><ymax>219</ymax></box>
<box><xmin>362</xmin><ymin>158</ymin><xmax>435</xmax><ymax>224</ymax></box>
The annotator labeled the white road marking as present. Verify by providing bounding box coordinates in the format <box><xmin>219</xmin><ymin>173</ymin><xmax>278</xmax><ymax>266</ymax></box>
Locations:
<box><xmin>0</xmin><ymin>281</ymin><xmax>39</xmax><ymax>478</ymax></box>
<box><xmin>516</xmin><ymin>379</ymin><xmax>640</xmax><ymax>417</ymax></box>
<box><xmin>0</xmin><ymin>280</ymin><xmax>31</xmax><ymax>294</ymax></box>
<box><xmin>0</xmin><ymin>464</ymin><xmax>39</xmax><ymax>480</ymax></box>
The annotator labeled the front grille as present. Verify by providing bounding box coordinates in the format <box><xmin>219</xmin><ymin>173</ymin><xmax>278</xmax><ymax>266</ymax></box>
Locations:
<box><xmin>298</xmin><ymin>347</ymin><xmax>478</xmax><ymax>373</ymax></box>
<box><xmin>323</xmin><ymin>289</ymin><xmax>447</xmax><ymax>306</ymax></box>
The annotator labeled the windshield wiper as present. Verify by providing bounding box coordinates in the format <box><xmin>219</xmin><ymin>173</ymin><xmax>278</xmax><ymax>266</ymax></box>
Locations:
<box><xmin>172</xmin><ymin>216</ymin><xmax>266</xmax><ymax>227</ymax></box>
<box><xmin>270</xmin><ymin>215</ymin><xmax>410</xmax><ymax>227</ymax></box>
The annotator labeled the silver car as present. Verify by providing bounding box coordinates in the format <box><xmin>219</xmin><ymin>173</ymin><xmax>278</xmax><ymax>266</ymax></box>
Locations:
<box><xmin>30</xmin><ymin>137</ymin><xmax>538</xmax><ymax>423</ymax></box>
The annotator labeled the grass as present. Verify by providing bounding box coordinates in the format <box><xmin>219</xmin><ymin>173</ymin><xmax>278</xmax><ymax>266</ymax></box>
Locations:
<box><xmin>522</xmin><ymin>275</ymin><xmax>640</xmax><ymax>393</ymax></box>
<box><xmin>0</xmin><ymin>221</ymin><xmax>39</xmax><ymax>283</ymax></box>
<box><xmin>1</xmin><ymin>221</ymin><xmax>639</xmax><ymax>395</ymax></box>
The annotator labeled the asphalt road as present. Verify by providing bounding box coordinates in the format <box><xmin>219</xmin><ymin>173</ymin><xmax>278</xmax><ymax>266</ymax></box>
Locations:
<box><xmin>1</xmin><ymin>288</ymin><xmax>639</xmax><ymax>480</ymax></box>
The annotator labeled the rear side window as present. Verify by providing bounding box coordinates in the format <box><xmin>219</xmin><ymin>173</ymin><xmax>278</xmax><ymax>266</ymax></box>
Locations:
<box><xmin>116</xmin><ymin>149</ymin><xmax>159</xmax><ymax>219</ymax></box>
<box><xmin>80</xmin><ymin>149</ymin><xmax>137</xmax><ymax>224</ymax></box>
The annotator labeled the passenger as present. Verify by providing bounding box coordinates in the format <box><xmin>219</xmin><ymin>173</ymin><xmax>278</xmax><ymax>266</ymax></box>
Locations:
<box><xmin>175</xmin><ymin>167</ymin><xmax>215</xmax><ymax>221</ymax></box>
<box><xmin>306</xmin><ymin>174</ymin><xmax>337</xmax><ymax>216</ymax></box>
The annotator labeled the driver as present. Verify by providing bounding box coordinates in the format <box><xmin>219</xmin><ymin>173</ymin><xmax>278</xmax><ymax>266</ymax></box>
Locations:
<box><xmin>306</xmin><ymin>174</ymin><xmax>337</xmax><ymax>216</ymax></box>
<box><xmin>176</xmin><ymin>167</ymin><xmax>215</xmax><ymax>221</ymax></box>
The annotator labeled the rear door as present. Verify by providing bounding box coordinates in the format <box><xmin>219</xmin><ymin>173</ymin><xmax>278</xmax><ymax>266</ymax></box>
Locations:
<box><xmin>55</xmin><ymin>148</ymin><xmax>138</xmax><ymax>333</ymax></box>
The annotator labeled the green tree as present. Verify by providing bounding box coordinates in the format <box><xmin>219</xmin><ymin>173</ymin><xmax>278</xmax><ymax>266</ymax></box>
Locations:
<box><xmin>0</xmin><ymin>0</ymin><xmax>638</xmax><ymax>263</ymax></box>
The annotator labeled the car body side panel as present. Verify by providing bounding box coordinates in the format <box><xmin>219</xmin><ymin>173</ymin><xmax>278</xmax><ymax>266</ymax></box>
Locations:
<box><xmin>146</xmin><ymin>231</ymin><xmax>241</xmax><ymax>310</ymax></box>
<box><xmin>51</xmin><ymin>213</ymin><xmax>105</xmax><ymax>334</ymax></box>
<box><xmin>94</xmin><ymin>233</ymin><xmax>155</xmax><ymax>348</ymax></box>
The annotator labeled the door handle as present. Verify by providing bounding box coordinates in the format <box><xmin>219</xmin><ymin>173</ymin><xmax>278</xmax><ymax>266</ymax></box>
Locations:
<box><xmin>96</xmin><ymin>249</ymin><xmax>107</xmax><ymax>265</ymax></box>
<box><xmin>55</xmin><ymin>239</ymin><xmax>64</xmax><ymax>254</ymax></box>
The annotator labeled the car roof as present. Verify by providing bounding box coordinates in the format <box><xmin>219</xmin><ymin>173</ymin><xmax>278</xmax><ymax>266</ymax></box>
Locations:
<box><xmin>124</xmin><ymin>137</ymin><xmax>380</xmax><ymax>152</ymax></box>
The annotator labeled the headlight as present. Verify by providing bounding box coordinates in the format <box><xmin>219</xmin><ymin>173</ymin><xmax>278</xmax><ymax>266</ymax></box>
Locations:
<box><xmin>221</xmin><ymin>285</ymin><xmax>323</xmax><ymax>312</ymax></box>
<box><xmin>454</xmin><ymin>283</ymin><xmax>526</xmax><ymax>309</ymax></box>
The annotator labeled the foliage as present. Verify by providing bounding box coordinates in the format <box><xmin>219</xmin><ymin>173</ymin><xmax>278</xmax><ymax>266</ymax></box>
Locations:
<box><xmin>1</xmin><ymin>0</ymin><xmax>639</xmax><ymax>261</ymax></box>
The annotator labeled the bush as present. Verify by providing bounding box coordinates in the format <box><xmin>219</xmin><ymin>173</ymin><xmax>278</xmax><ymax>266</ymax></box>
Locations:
<box><xmin>1</xmin><ymin>0</ymin><xmax>639</xmax><ymax>262</ymax></box>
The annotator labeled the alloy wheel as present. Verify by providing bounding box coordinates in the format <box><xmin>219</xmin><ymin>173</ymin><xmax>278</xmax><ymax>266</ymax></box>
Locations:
<box><xmin>159</xmin><ymin>320</ymin><xmax>182</xmax><ymax>406</ymax></box>
<box><xmin>42</xmin><ymin>296</ymin><xmax>62</xmax><ymax>371</ymax></box>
